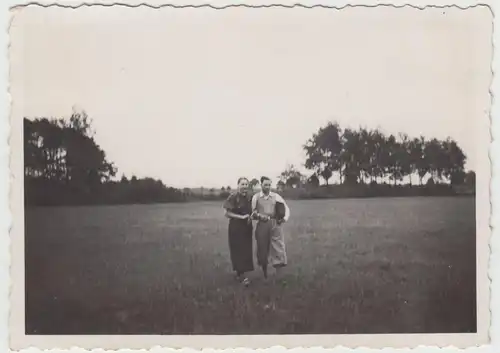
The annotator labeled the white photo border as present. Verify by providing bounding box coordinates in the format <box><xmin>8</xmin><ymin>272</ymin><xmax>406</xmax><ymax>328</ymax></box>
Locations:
<box><xmin>2</xmin><ymin>0</ymin><xmax>498</xmax><ymax>352</ymax></box>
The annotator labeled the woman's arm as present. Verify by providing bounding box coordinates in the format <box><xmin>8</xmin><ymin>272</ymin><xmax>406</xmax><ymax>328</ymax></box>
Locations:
<box><xmin>224</xmin><ymin>209</ymin><xmax>248</xmax><ymax>220</ymax></box>
<box><xmin>223</xmin><ymin>194</ymin><xmax>248</xmax><ymax>220</ymax></box>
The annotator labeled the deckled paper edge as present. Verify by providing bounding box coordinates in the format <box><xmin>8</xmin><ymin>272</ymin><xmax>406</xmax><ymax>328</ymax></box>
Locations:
<box><xmin>2</xmin><ymin>0</ymin><xmax>497</xmax><ymax>352</ymax></box>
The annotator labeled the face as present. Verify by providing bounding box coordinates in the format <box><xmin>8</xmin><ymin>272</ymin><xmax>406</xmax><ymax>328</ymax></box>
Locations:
<box><xmin>238</xmin><ymin>179</ymin><xmax>249</xmax><ymax>194</ymax></box>
<box><xmin>261</xmin><ymin>179</ymin><xmax>272</xmax><ymax>194</ymax></box>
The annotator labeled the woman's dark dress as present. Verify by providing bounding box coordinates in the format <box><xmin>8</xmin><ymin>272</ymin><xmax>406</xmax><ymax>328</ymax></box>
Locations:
<box><xmin>223</xmin><ymin>192</ymin><xmax>254</xmax><ymax>274</ymax></box>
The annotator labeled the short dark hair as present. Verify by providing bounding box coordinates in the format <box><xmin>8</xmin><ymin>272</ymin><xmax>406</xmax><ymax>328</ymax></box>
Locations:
<box><xmin>237</xmin><ymin>177</ymin><xmax>249</xmax><ymax>185</ymax></box>
<box><xmin>260</xmin><ymin>176</ymin><xmax>271</xmax><ymax>184</ymax></box>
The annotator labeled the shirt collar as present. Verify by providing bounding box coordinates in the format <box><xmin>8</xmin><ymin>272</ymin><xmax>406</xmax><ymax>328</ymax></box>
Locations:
<box><xmin>259</xmin><ymin>191</ymin><xmax>273</xmax><ymax>198</ymax></box>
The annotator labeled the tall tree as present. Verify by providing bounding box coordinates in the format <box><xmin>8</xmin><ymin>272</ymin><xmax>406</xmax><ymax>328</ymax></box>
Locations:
<box><xmin>395</xmin><ymin>133</ymin><xmax>411</xmax><ymax>185</ymax></box>
<box><xmin>358</xmin><ymin>128</ymin><xmax>375</xmax><ymax>184</ymax></box>
<box><xmin>415</xmin><ymin>136</ymin><xmax>429</xmax><ymax>185</ymax></box>
<box><xmin>408</xmin><ymin>137</ymin><xmax>423</xmax><ymax>185</ymax></box>
<box><xmin>370</xmin><ymin>129</ymin><xmax>386</xmax><ymax>184</ymax></box>
<box><xmin>425</xmin><ymin>138</ymin><xmax>446</xmax><ymax>183</ymax></box>
<box><xmin>441</xmin><ymin>137</ymin><xmax>467</xmax><ymax>185</ymax></box>
<box><xmin>304</xmin><ymin>122</ymin><xmax>342</xmax><ymax>185</ymax></box>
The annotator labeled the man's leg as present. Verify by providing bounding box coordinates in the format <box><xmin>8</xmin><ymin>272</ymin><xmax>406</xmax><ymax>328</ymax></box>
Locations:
<box><xmin>269</xmin><ymin>224</ymin><xmax>287</xmax><ymax>269</ymax></box>
<box><xmin>255</xmin><ymin>221</ymin><xmax>271</xmax><ymax>278</ymax></box>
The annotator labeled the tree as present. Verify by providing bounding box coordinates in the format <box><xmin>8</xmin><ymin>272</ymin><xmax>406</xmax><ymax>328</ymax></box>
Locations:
<box><xmin>408</xmin><ymin>137</ymin><xmax>424</xmax><ymax>185</ymax></box>
<box><xmin>307</xmin><ymin>174</ymin><xmax>320</xmax><ymax>188</ymax></box>
<box><xmin>441</xmin><ymin>137</ymin><xmax>467</xmax><ymax>185</ymax></box>
<box><xmin>396</xmin><ymin>133</ymin><xmax>412</xmax><ymax>185</ymax></box>
<box><xmin>249</xmin><ymin>178</ymin><xmax>260</xmax><ymax>189</ymax></box>
<box><xmin>340</xmin><ymin>128</ymin><xmax>363</xmax><ymax>185</ymax></box>
<box><xmin>357</xmin><ymin>127</ymin><xmax>374</xmax><ymax>184</ymax></box>
<box><xmin>465</xmin><ymin>171</ymin><xmax>476</xmax><ymax>187</ymax></box>
<box><xmin>384</xmin><ymin>134</ymin><xmax>399</xmax><ymax>185</ymax></box>
<box><xmin>302</xmin><ymin>121</ymin><xmax>468</xmax><ymax>189</ymax></box>
<box><xmin>450</xmin><ymin>170</ymin><xmax>466</xmax><ymax>186</ymax></box>
<box><xmin>24</xmin><ymin>111</ymin><xmax>187</xmax><ymax>206</ymax></box>
<box><xmin>24</xmin><ymin>113</ymin><xmax>116</xmax><ymax>187</ymax></box>
<box><xmin>304</xmin><ymin>122</ymin><xmax>342</xmax><ymax>185</ymax></box>
<box><xmin>220</xmin><ymin>186</ymin><xmax>230</xmax><ymax>198</ymax></box>
<box><xmin>425</xmin><ymin>138</ymin><xmax>446</xmax><ymax>182</ymax></box>
<box><xmin>370</xmin><ymin>129</ymin><xmax>386</xmax><ymax>184</ymax></box>
<box><xmin>279</xmin><ymin>164</ymin><xmax>305</xmax><ymax>188</ymax></box>
<box><xmin>24</xmin><ymin>118</ymin><xmax>43</xmax><ymax>178</ymax></box>
<box><xmin>415</xmin><ymin>136</ymin><xmax>429</xmax><ymax>185</ymax></box>
<box><xmin>320</xmin><ymin>169</ymin><xmax>333</xmax><ymax>185</ymax></box>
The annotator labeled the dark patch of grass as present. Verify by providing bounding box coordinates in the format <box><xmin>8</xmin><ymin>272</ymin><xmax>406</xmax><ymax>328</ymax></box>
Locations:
<box><xmin>25</xmin><ymin>197</ymin><xmax>476</xmax><ymax>334</ymax></box>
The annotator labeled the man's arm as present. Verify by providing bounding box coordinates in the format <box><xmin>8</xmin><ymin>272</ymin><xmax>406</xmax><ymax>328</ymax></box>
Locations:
<box><xmin>275</xmin><ymin>194</ymin><xmax>290</xmax><ymax>221</ymax></box>
<box><xmin>251</xmin><ymin>193</ymin><xmax>258</xmax><ymax>212</ymax></box>
<box><xmin>251</xmin><ymin>194</ymin><xmax>268</xmax><ymax>221</ymax></box>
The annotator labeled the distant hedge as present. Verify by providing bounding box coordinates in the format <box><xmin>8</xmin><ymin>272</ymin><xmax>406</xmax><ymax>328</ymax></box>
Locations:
<box><xmin>278</xmin><ymin>183</ymin><xmax>474</xmax><ymax>200</ymax></box>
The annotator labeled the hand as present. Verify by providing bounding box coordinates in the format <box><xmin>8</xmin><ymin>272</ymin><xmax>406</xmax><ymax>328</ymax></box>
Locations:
<box><xmin>242</xmin><ymin>214</ymin><xmax>250</xmax><ymax>220</ymax></box>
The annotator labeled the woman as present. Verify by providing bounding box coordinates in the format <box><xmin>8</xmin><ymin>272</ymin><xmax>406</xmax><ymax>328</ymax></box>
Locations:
<box><xmin>222</xmin><ymin>177</ymin><xmax>254</xmax><ymax>286</ymax></box>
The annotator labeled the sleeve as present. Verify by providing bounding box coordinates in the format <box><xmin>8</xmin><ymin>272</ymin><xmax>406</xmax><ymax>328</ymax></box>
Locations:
<box><xmin>275</xmin><ymin>194</ymin><xmax>290</xmax><ymax>221</ymax></box>
<box><xmin>251</xmin><ymin>194</ymin><xmax>258</xmax><ymax>212</ymax></box>
<box><xmin>222</xmin><ymin>193</ymin><xmax>236</xmax><ymax>211</ymax></box>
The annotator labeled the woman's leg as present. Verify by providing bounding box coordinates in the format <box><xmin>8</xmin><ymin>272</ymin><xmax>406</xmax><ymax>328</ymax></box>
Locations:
<box><xmin>229</xmin><ymin>220</ymin><xmax>254</xmax><ymax>277</ymax></box>
<box><xmin>241</xmin><ymin>224</ymin><xmax>254</xmax><ymax>286</ymax></box>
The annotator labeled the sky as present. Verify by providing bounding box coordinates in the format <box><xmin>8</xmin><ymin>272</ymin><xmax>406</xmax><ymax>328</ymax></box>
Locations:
<box><xmin>11</xmin><ymin>5</ymin><xmax>492</xmax><ymax>188</ymax></box>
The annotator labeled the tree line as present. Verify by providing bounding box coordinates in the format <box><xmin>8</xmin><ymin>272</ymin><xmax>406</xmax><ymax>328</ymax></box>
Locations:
<box><xmin>24</xmin><ymin>112</ymin><xmax>475</xmax><ymax>206</ymax></box>
<box><xmin>302</xmin><ymin>121</ymin><xmax>472</xmax><ymax>186</ymax></box>
<box><xmin>24</xmin><ymin>112</ymin><xmax>185</xmax><ymax>206</ymax></box>
<box><xmin>270</xmin><ymin>121</ymin><xmax>475</xmax><ymax>198</ymax></box>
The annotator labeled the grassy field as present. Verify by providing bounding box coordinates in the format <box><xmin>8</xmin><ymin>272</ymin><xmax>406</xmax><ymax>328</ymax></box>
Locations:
<box><xmin>25</xmin><ymin>197</ymin><xmax>476</xmax><ymax>335</ymax></box>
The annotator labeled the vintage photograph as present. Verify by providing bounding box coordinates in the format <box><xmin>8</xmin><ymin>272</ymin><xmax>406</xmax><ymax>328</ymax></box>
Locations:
<box><xmin>9</xmin><ymin>3</ymin><xmax>492</xmax><ymax>349</ymax></box>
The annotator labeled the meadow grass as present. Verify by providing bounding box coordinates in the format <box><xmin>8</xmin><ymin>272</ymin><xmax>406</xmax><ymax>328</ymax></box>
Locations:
<box><xmin>25</xmin><ymin>197</ymin><xmax>476</xmax><ymax>334</ymax></box>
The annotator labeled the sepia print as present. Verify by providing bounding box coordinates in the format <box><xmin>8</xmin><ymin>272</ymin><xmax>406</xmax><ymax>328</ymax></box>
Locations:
<box><xmin>8</xmin><ymin>3</ymin><xmax>492</xmax><ymax>349</ymax></box>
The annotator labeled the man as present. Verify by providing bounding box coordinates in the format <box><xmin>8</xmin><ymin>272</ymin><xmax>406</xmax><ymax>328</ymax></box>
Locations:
<box><xmin>251</xmin><ymin>176</ymin><xmax>291</xmax><ymax>279</ymax></box>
